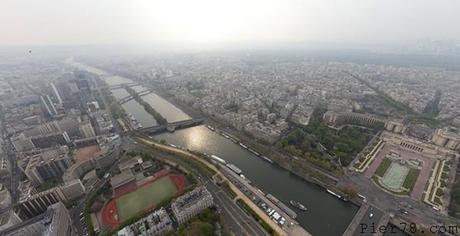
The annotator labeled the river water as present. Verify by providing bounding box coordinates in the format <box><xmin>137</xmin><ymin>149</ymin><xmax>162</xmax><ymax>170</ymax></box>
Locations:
<box><xmin>77</xmin><ymin>63</ymin><xmax>359</xmax><ymax>236</ymax></box>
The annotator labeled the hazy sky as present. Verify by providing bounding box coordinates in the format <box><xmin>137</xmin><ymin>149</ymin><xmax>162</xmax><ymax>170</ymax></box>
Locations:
<box><xmin>2</xmin><ymin>0</ymin><xmax>460</xmax><ymax>46</ymax></box>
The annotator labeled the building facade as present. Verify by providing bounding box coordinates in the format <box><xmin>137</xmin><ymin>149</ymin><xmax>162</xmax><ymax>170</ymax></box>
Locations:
<box><xmin>17</xmin><ymin>180</ymin><xmax>84</xmax><ymax>219</ymax></box>
<box><xmin>323</xmin><ymin>111</ymin><xmax>384</xmax><ymax>128</ymax></box>
<box><xmin>1</xmin><ymin>202</ymin><xmax>76</xmax><ymax>236</ymax></box>
<box><xmin>432</xmin><ymin>127</ymin><xmax>460</xmax><ymax>151</ymax></box>
<box><xmin>117</xmin><ymin>208</ymin><xmax>173</xmax><ymax>236</ymax></box>
<box><xmin>79</xmin><ymin>120</ymin><xmax>96</xmax><ymax>138</ymax></box>
<box><xmin>171</xmin><ymin>186</ymin><xmax>214</xmax><ymax>225</ymax></box>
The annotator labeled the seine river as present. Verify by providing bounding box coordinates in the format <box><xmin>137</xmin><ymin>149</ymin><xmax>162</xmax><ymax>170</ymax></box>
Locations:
<box><xmin>77</xmin><ymin>63</ymin><xmax>366</xmax><ymax>235</ymax></box>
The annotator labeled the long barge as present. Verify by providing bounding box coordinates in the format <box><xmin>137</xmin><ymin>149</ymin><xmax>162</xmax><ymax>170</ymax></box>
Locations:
<box><xmin>226</xmin><ymin>163</ymin><xmax>242</xmax><ymax>175</ymax></box>
<box><xmin>327</xmin><ymin>189</ymin><xmax>348</xmax><ymax>201</ymax></box>
<box><xmin>207</xmin><ymin>125</ymin><xmax>274</xmax><ymax>164</ymax></box>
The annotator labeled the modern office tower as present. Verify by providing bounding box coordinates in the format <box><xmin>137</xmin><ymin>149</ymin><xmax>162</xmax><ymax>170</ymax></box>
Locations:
<box><xmin>24</xmin><ymin>150</ymin><xmax>73</xmax><ymax>185</ymax></box>
<box><xmin>2</xmin><ymin>202</ymin><xmax>76</xmax><ymax>236</ymax></box>
<box><xmin>17</xmin><ymin>180</ymin><xmax>84</xmax><ymax>219</ymax></box>
<box><xmin>79</xmin><ymin>120</ymin><xmax>96</xmax><ymax>138</ymax></box>
<box><xmin>46</xmin><ymin>95</ymin><xmax>58</xmax><ymax>116</ymax></box>
<box><xmin>40</xmin><ymin>96</ymin><xmax>53</xmax><ymax>117</ymax></box>
<box><xmin>40</xmin><ymin>95</ymin><xmax>58</xmax><ymax>117</ymax></box>
<box><xmin>50</xmin><ymin>83</ymin><xmax>63</xmax><ymax>105</ymax></box>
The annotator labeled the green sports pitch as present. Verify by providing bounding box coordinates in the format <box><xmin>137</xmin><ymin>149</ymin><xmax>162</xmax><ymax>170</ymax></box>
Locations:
<box><xmin>116</xmin><ymin>176</ymin><xmax>177</xmax><ymax>222</ymax></box>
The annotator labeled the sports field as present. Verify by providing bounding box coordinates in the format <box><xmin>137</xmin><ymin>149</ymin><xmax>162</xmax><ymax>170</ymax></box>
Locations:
<box><xmin>116</xmin><ymin>176</ymin><xmax>176</xmax><ymax>221</ymax></box>
<box><xmin>381</xmin><ymin>162</ymin><xmax>409</xmax><ymax>192</ymax></box>
<box><xmin>102</xmin><ymin>172</ymin><xmax>186</xmax><ymax>229</ymax></box>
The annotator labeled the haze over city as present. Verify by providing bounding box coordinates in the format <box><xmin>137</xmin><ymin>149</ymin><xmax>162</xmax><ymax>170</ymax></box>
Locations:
<box><xmin>0</xmin><ymin>1</ymin><xmax>460</xmax><ymax>236</ymax></box>
<box><xmin>2</xmin><ymin>0</ymin><xmax>460</xmax><ymax>47</ymax></box>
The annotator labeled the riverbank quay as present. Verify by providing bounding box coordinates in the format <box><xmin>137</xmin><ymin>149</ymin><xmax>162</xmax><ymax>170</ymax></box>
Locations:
<box><xmin>68</xmin><ymin>60</ymin><xmax>359</xmax><ymax>236</ymax></box>
<box><xmin>146</xmin><ymin>83</ymin><xmax>341</xmax><ymax>186</ymax></box>
<box><xmin>133</xmin><ymin>135</ymin><xmax>311</xmax><ymax>236</ymax></box>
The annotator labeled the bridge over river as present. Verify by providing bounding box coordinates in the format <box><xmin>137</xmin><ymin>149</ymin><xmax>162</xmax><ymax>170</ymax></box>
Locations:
<box><xmin>127</xmin><ymin>117</ymin><xmax>206</xmax><ymax>135</ymax></box>
<box><xmin>107</xmin><ymin>82</ymin><xmax>139</xmax><ymax>89</ymax></box>
<box><xmin>119</xmin><ymin>89</ymin><xmax>154</xmax><ymax>104</ymax></box>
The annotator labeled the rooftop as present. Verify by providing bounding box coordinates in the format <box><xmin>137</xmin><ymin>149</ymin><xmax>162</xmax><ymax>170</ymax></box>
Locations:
<box><xmin>110</xmin><ymin>169</ymin><xmax>135</xmax><ymax>189</ymax></box>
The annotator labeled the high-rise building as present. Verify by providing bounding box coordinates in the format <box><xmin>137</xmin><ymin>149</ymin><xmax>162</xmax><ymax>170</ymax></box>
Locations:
<box><xmin>36</xmin><ymin>121</ymin><xmax>61</xmax><ymax>135</ymax></box>
<box><xmin>40</xmin><ymin>96</ymin><xmax>54</xmax><ymax>117</ymax></box>
<box><xmin>50</xmin><ymin>83</ymin><xmax>63</xmax><ymax>105</ymax></box>
<box><xmin>40</xmin><ymin>95</ymin><xmax>58</xmax><ymax>117</ymax></box>
<box><xmin>46</xmin><ymin>95</ymin><xmax>58</xmax><ymax>116</ymax></box>
<box><xmin>24</xmin><ymin>150</ymin><xmax>73</xmax><ymax>185</ymax></box>
<box><xmin>79</xmin><ymin>121</ymin><xmax>96</xmax><ymax>138</ymax></box>
<box><xmin>1</xmin><ymin>202</ymin><xmax>76</xmax><ymax>236</ymax></box>
<box><xmin>17</xmin><ymin>187</ymin><xmax>67</xmax><ymax>219</ymax></box>
<box><xmin>17</xmin><ymin>180</ymin><xmax>84</xmax><ymax>219</ymax></box>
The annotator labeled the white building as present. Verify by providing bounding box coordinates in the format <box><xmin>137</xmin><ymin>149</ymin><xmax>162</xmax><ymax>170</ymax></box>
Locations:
<box><xmin>79</xmin><ymin>121</ymin><xmax>96</xmax><ymax>138</ymax></box>
<box><xmin>171</xmin><ymin>186</ymin><xmax>214</xmax><ymax>225</ymax></box>
<box><xmin>117</xmin><ymin>208</ymin><xmax>173</xmax><ymax>236</ymax></box>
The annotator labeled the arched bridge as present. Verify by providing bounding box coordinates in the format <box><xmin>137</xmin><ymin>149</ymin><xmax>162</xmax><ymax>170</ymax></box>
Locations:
<box><xmin>107</xmin><ymin>82</ymin><xmax>139</xmax><ymax>89</ymax></box>
<box><xmin>129</xmin><ymin>118</ymin><xmax>206</xmax><ymax>135</ymax></box>
<box><xmin>119</xmin><ymin>89</ymin><xmax>154</xmax><ymax>104</ymax></box>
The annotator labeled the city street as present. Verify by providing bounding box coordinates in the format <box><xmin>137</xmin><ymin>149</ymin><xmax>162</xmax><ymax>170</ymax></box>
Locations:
<box><xmin>130</xmin><ymin>140</ymin><xmax>269</xmax><ymax>236</ymax></box>
<box><xmin>346</xmin><ymin>174</ymin><xmax>458</xmax><ymax>227</ymax></box>
<box><xmin>70</xmin><ymin>157</ymin><xmax>121</xmax><ymax>235</ymax></box>
<box><xmin>204</xmin><ymin>178</ymin><xmax>269</xmax><ymax>236</ymax></box>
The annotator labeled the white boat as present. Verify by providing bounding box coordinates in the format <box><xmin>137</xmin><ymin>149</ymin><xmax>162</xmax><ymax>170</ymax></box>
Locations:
<box><xmin>211</xmin><ymin>154</ymin><xmax>226</xmax><ymax>164</ymax></box>
<box><xmin>262</xmin><ymin>156</ymin><xmax>274</xmax><ymax>164</ymax></box>
<box><xmin>326</xmin><ymin>189</ymin><xmax>348</xmax><ymax>201</ymax></box>
<box><xmin>226</xmin><ymin>163</ymin><xmax>242</xmax><ymax>174</ymax></box>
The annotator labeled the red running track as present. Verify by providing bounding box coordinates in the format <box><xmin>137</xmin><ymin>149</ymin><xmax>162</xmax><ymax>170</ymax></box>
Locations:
<box><xmin>101</xmin><ymin>171</ymin><xmax>186</xmax><ymax>229</ymax></box>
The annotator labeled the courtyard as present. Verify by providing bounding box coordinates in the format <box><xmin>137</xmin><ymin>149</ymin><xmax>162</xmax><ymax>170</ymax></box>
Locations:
<box><xmin>365</xmin><ymin>143</ymin><xmax>433</xmax><ymax>200</ymax></box>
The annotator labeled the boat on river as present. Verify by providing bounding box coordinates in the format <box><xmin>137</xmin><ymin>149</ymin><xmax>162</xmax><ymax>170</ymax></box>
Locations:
<box><xmin>327</xmin><ymin>189</ymin><xmax>349</xmax><ymax>201</ymax></box>
<box><xmin>290</xmin><ymin>200</ymin><xmax>307</xmax><ymax>211</ymax></box>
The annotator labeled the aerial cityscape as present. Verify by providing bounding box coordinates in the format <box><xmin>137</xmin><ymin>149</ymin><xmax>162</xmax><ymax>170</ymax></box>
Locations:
<box><xmin>1</xmin><ymin>0</ymin><xmax>460</xmax><ymax>235</ymax></box>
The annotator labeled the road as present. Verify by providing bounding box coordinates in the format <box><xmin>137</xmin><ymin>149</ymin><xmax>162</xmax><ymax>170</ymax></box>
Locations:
<box><xmin>70</xmin><ymin>149</ymin><xmax>122</xmax><ymax>236</ymax></box>
<box><xmin>204</xmin><ymin>177</ymin><xmax>268</xmax><ymax>236</ymax></box>
<box><xmin>70</xmin><ymin>83</ymin><xmax>127</xmax><ymax>236</ymax></box>
<box><xmin>352</xmin><ymin>206</ymin><xmax>384</xmax><ymax>236</ymax></box>
<box><xmin>346</xmin><ymin>174</ymin><xmax>458</xmax><ymax>227</ymax></box>
<box><xmin>130</xmin><ymin>140</ymin><xmax>268</xmax><ymax>236</ymax></box>
<box><xmin>5</xmin><ymin>141</ymin><xmax>20</xmax><ymax>204</ymax></box>
<box><xmin>0</xmin><ymin>136</ymin><xmax>20</xmax><ymax>217</ymax></box>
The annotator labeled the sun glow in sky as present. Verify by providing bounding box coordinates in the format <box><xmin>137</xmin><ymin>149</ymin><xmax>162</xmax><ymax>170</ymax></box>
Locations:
<box><xmin>2</xmin><ymin>0</ymin><xmax>460</xmax><ymax>46</ymax></box>
<box><xmin>133</xmin><ymin>0</ymin><xmax>291</xmax><ymax>44</ymax></box>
